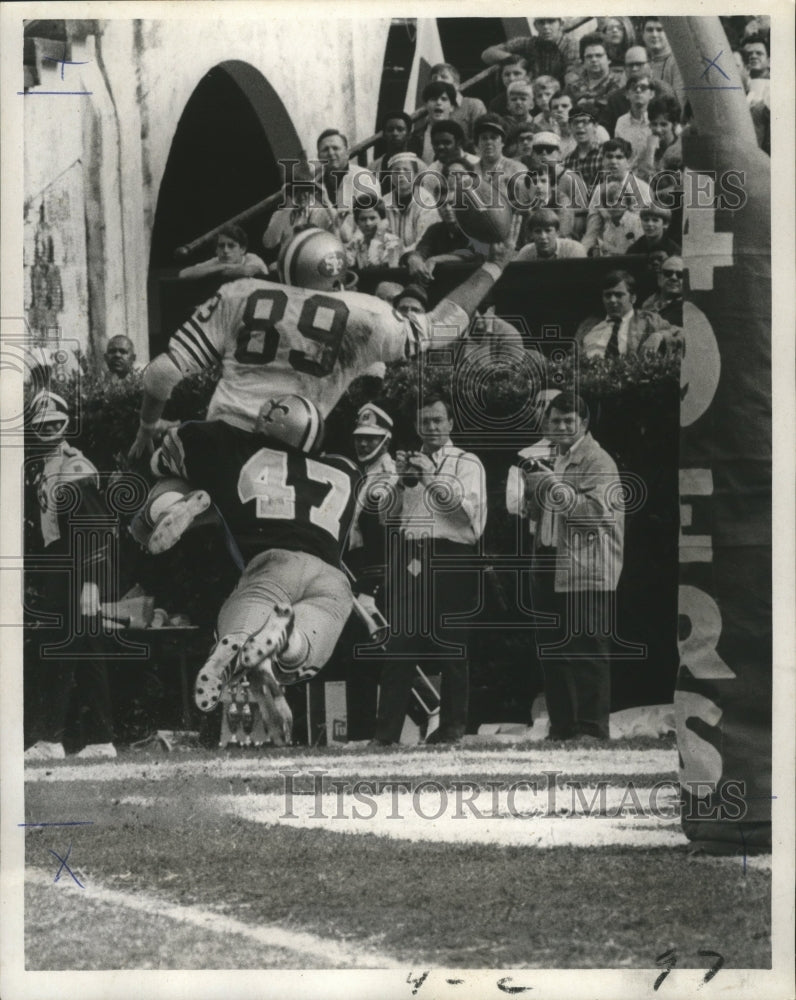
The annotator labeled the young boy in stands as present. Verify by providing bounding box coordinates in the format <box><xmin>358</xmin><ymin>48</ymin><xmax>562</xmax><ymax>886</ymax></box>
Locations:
<box><xmin>178</xmin><ymin>225</ymin><xmax>268</xmax><ymax>281</ymax></box>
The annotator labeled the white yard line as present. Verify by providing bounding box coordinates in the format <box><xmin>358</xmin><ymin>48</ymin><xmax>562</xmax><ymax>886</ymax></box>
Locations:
<box><xmin>24</xmin><ymin>866</ymin><xmax>401</xmax><ymax>968</ymax></box>
<box><xmin>24</xmin><ymin>747</ymin><xmax>678</xmax><ymax>783</ymax></box>
<box><xmin>203</xmin><ymin>787</ymin><xmax>690</xmax><ymax>849</ymax></box>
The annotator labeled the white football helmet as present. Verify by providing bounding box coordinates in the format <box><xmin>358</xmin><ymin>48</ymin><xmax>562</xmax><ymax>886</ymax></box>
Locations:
<box><xmin>27</xmin><ymin>389</ymin><xmax>69</xmax><ymax>442</ymax></box>
<box><xmin>255</xmin><ymin>394</ymin><xmax>325</xmax><ymax>454</ymax></box>
<box><xmin>278</xmin><ymin>227</ymin><xmax>348</xmax><ymax>291</ymax></box>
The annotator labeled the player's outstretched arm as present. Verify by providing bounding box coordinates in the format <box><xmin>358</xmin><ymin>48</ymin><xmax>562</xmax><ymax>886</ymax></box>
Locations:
<box><xmin>128</xmin><ymin>353</ymin><xmax>184</xmax><ymax>460</ymax></box>
<box><xmin>435</xmin><ymin>217</ymin><xmax>520</xmax><ymax>324</ymax></box>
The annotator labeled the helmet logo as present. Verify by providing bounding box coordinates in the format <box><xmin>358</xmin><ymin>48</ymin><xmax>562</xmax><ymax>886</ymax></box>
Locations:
<box><xmin>318</xmin><ymin>251</ymin><xmax>345</xmax><ymax>278</ymax></box>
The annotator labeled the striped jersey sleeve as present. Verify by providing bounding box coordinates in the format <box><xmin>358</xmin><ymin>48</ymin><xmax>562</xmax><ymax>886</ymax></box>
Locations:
<box><xmin>167</xmin><ymin>290</ymin><xmax>229</xmax><ymax>375</ymax></box>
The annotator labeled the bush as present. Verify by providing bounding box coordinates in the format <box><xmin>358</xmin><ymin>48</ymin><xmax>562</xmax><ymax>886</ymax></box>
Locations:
<box><xmin>28</xmin><ymin>347</ymin><xmax>680</xmax><ymax>725</ymax></box>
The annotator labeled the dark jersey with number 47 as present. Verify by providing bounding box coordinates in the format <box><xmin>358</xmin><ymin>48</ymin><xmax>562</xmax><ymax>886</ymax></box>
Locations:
<box><xmin>154</xmin><ymin>420</ymin><xmax>359</xmax><ymax>568</ymax></box>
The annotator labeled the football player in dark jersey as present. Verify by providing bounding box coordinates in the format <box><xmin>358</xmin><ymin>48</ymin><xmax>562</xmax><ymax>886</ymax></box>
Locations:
<box><xmin>135</xmin><ymin>394</ymin><xmax>357</xmax><ymax>743</ymax></box>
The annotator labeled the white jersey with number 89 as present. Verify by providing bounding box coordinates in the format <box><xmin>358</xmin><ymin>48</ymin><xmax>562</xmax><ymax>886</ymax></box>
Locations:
<box><xmin>167</xmin><ymin>278</ymin><xmax>468</xmax><ymax>429</ymax></box>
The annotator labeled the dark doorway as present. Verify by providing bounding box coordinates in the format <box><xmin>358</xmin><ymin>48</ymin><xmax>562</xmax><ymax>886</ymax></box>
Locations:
<box><xmin>148</xmin><ymin>60</ymin><xmax>300</xmax><ymax>354</ymax></box>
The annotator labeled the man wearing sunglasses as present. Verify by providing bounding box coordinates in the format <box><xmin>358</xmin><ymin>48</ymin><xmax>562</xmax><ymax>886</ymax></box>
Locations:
<box><xmin>602</xmin><ymin>47</ymin><xmax>676</xmax><ymax>135</ymax></box>
<box><xmin>641</xmin><ymin>255</ymin><xmax>684</xmax><ymax>326</ymax></box>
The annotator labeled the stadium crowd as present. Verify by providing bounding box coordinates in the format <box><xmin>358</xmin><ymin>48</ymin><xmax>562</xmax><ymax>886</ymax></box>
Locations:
<box><xmin>23</xmin><ymin>15</ymin><xmax>768</xmax><ymax>758</ymax></box>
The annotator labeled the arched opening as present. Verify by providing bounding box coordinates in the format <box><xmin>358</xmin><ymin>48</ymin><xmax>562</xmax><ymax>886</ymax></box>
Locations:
<box><xmin>148</xmin><ymin>61</ymin><xmax>301</xmax><ymax>355</ymax></box>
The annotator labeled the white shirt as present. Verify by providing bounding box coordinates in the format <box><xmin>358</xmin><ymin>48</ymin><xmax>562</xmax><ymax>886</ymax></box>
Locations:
<box><xmin>614</xmin><ymin>112</ymin><xmax>652</xmax><ymax>166</ymax></box>
<box><xmin>399</xmin><ymin>441</ymin><xmax>486</xmax><ymax>544</ymax></box>
<box><xmin>580</xmin><ymin>311</ymin><xmax>634</xmax><ymax>358</ymax></box>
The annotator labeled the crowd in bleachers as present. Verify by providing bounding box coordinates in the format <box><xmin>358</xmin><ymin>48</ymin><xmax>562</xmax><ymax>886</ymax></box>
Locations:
<box><xmin>199</xmin><ymin>14</ymin><xmax>770</xmax><ymax>314</ymax></box>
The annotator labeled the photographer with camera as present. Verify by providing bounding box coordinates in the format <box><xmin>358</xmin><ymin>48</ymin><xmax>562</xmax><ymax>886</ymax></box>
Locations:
<box><xmin>371</xmin><ymin>393</ymin><xmax>486</xmax><ymax>746</ymax></box>
<box><xmin>521</xmin><ymin>391</ymin><xmax>624</xmax><ymax>743</ymax></box>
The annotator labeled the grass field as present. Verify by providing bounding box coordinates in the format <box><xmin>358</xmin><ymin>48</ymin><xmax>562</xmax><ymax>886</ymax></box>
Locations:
<box><xmin>18</xmin><ymin>738</ymin><xmax>771</xmax><ymax>979</ymax></box>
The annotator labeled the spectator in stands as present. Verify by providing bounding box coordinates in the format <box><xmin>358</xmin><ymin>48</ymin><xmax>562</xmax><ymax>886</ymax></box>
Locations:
<box><xmin>531</xmin><ymin>75</ymin><xmax>561</xmax><ymax>125</ymax></box>
<box><xmin>588</xmin><ymin>138</ymin><xmax>652</xmax><ymax>216</ymax></box>
<box><xmin>641</xmin><ymin>18</ymin><xmax>684</xmax><ymax>94</ymax></box>
<box><xmin>523</xmin><ymin>391</ymin><xmax>624</xmax><ymax>742</ymax></box>
<box><xmin>413</xmin><ymin>81</ymin><xmax>458</xmax><ymax>164</ymax></box>
<box><xmin>597</xmin><ymin>16</ymin><xmax>636</xmax><ymax>74</ymax></box>
<box><xmin>569</xmin><ymin>33</ymin><xmax>619</xmax><ymax>120</ymax></box>
<box><xmin>316</xmin><ymin>128</ymin><xmax>381</xmax><ymax>243</ymax></box>
<box><xmin>481</xmin><ymin>19</ymin><xmax>576</xmax><ymax>86</ymax></box>
<box><xmin>430</xmin><ymin>63</ymin><xmax>487</xmax><ymax>144</ymax></box>
<box><xmin>24</xmin><ymin>390</ymin><xmax>117</xmax><ymax>760</ymax></box>
<box><xmin>345</xmin><ymin>403</ymin><xmax>397</xmax><ymax>742</ymax></box>
<box><xmin>372</xmin><ymin>392</ymin><xmax>486</xmax><ymax>746</ymax></box>
<box><xmin>104</xmin><ymin>335</ymin><xmax>138</xmax><ymax>379</ymax></box>
<box><xmin>635</xmin><ymin>94</ymin><xmax>683</xmax><ymax>181</ymax></box>
<box><xmin>505</xmin><ymin>80</ymin><xmax>537</xmax><ymax>129</ymax></box>
<box><xmin>508</xmin><ymin>121</ymin><xmax>537</xmax><ymax>160</ymax></box>
<box><xmin>393</xmin><ymin>284</ymin><xmax>428</xmax><ymax>318</ymax></box>
<box><xmin>345</xmin><ymin>195</ymin><xmax>403</xmax><ymax>270</ymax></box>
<box><xmin>742</xmin><ymin>35</ymin><xmax>770</xmax><ymax>153</ymax></box>
<box><xmin>486</xmin><ymin>56</ymin><xmax>530</xmax><ymax>117</ymax></box>
<box><xmin>526</xmin><ymin>132</ymin><xmax>582</xmax><ymax>217</ymax></box>
<box><xmin>382</xmin><ymin>152</ymin><xmax>440</xmax><ymax>253</ymax></box>
<box><xmin>262</xmin><ymin>161</ymin><xmax>337</xmax><ymax>261</ymax></box>
<box><xmin>580</xmin><ymin>181</ymin><xmax>644</xmax><ymax>256</ymax></box>
<box><xmin>418</xmin><ymin>120</ymin><xmax>479</xmax><ymax>200</ymax></box>
<box><xmin>603</xmin><ymin>47</ymin><xmax>677</xmax><ymax>135</ymax></box>
<box><xmin>614</xmin><ymin>76</ymin><xmax>655</xmax><ymax>167</ymax></box>
<box><xmin>371</xmin><ymin>111</ymin><xmax>419</xmax><ymax>194</ymax></box>
<box><xmin>562</xmin><ymin>104</ymin><xmax>604</xmax><ymax>188</ymax></box>
<box><xmin>641</xmin><ymin>255</ymin><xmax>684</xmax><ymax>326</ymax></box>
<box><xmin>575</xmin><ymin>269</ymin><xmax>678</xmax><ymax>357</ymax></box>
<box><xmin>514</xmin><ymin>207</ymin><xmax>586</xmax><ymax>260</ymax></box>
<box><xmin>473</xmin><ymin>113</ymin><xmax>527</xmax><ymax>195</ymax></box>
<box><xmin>406</xmin><ymin>160</ymin><xmax>487</xmax><ymax>282</ymax></box>
<box><xmin>627</xmin><ymin>205</ymin><xmax>680</xmax><ymax>258</ymax></box>
<box><xmin>178</xmin><ymin>225</ymin><xmax>268</xmax><ymax>281</ymax></box>
<box><xmin>523</xmin><ymin>166</ymin><xmax>576</xmax><ymax>240</ymax></box>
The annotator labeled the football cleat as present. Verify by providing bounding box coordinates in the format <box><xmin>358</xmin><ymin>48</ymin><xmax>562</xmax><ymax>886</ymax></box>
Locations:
<box><xmin>239</xmin><ymin>604</ymin><xmax>295</xmax><ymax>671</ymax></box>
<box><xmin>194</xmin><ymin>632</ymin><xmax>248</xmax><ymax>712</ymax></box>
<box><xmin>147</xmin><ymin>490</ymin><xmax>211</xmax><ymax>554</ymax></box>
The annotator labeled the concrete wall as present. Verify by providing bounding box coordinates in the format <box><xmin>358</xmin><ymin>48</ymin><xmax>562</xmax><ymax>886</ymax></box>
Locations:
<box><xmin>23</xmin><ymin>15</ymin><xmax>392</xmax><ymax>364</ymax></box>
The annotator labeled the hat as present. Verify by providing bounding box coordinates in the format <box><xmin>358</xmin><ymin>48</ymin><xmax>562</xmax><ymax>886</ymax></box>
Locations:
<box><xmin>570</xmin><ymin>101</ymin><xmax>598</xmax><ymax>122</ymax></box>
<box><xmin>28</xmin><ymin>389</ymin><xmax>69</xmax><ymax>441</ymax></box>
<box><xmin>531</xmin><ymin>131</ymin><xmax>561</xmax><ymax>149</ymax></box>
<box><xmin>386</xmin><ymin>151</ymin><xmax>424</xmax><ymax>172</ymax></box>
<box><xmin>422</xmin><ymin>81</ymin><xmax>458</xmax><ymax>107</ymax></box>
<box><xmin>474</xmin><ymin>113</ymin><xmax>507</xmax><ymax>139</ymax></box>
<box><xmin>394</xmin><ymin>284</ymin><xmax>429</xmax><ymax>310</ymax></box>
<box><xmin>430</xmin><ymin>118</ymin><xmax>466</xmax><ymax>144</ymax></box>
<box><xmin>380</xmin><ymin>109</ymin><xmax>413</xmax><ymax>132</ymax></box>
<box><xmin>353</xmin><ymin>403</ymin><xmax>393</xmax><ymax>437</ymax></box>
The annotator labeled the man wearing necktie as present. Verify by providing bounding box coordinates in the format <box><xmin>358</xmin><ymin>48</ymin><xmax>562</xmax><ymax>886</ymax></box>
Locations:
<box><xmin>575</xmin><ymin>269</ymin><xmax>679</xmax><ymax>359</ymax></box>
<box><xmin>522</xmin><ymin>391</ymin><xmax>624</xmax><ymax>741</ymax></box>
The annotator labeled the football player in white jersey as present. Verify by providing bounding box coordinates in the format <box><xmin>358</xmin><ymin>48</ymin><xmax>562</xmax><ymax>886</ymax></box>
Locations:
<box><xmin>128</xmin><ymin>225</ymin><xmax>518</xmax><ymax>458</ymax></box>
